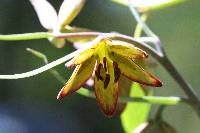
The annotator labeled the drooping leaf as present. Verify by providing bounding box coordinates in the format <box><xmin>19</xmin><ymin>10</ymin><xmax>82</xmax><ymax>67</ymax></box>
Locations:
<box><xmin>30</xmin><ymin>0</ymin><xmax>58</xmax><ymax>29</ymax></box>
<box><xmin>57</xmin><ymin>57</ymin><xmax>96</xmax><ymax>99</ymax></box>
<box><xmin>120</xmin><ymin>83</ymin><xmax>152</xmax><ymax>133</ymax></box>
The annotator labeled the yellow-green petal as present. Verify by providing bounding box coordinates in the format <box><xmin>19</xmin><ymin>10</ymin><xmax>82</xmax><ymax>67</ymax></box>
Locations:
<box><xmin>109</xmin><ymin>42</ymin><xmax>148</xmax><ymax>59</ymax></box>
<box><xmin>117</xmin><ymin>76</ymin><xmax>132</xmax><ymax>113</ymax></box>
<box><xmin>94</xmin><ymin>59</ymin><xmax>119</xmax><ymax>117</ymax></box>
<box><xmin>57</xmin><ymin>57</ymin><xmax>96</xmax><ymax>99</ymax></box>
<box><xmin>109</xmin><ymin>52</ymin><xmax>162</xmax><ymax>87</ymax></box>
<box><xmin>65</xmin><ymin>48</ymin><xmax>95</xmax><ymax>68</ymax></box>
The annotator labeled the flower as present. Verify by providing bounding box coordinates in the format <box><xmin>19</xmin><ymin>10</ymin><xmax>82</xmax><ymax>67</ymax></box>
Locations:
<box><xmin>57</xmin><ymin>36</ymin><xmax>162</xmax><ymax>116</ymax></box>
<box><xmin>30</xmin><ymin>0</ymin><xmax>86</xmax><ymax>48</ymax></box>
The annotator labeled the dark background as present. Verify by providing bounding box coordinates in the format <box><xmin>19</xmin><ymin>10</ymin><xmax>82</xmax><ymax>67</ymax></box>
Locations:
<box><xmin>0</xmin><ymin>0</ymin><xmax>200</xmax><ymax>132</ymax></box>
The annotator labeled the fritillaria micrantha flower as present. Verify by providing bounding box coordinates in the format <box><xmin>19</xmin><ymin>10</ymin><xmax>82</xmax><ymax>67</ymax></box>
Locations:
<box><xmin>57</xmin><ymin>36</ymin><xmax>162</xmax><ymax>117</ymax></box>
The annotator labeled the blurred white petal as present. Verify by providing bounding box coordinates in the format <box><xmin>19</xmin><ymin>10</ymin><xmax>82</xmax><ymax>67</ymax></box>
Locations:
<box><xmin>112</xmin><ymin>0</ymin><xmax>183</xmax><ymax>9</ymax></box>
<box><xmin>30</xmin><ymin>0</ymin><xmax>58</xmax><ymax>29</ymax></box>
<box><xmin>58</xmin><ymin>0</ymin><xmax>85</xmax><ymax>28</ymax></box>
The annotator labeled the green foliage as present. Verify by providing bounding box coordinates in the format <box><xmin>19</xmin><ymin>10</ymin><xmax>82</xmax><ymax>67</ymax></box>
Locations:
<box><xmin>120</xmin><ymin>83</ymin><xmax>151</xmax><ymax>133</ymax></box>
<box><xmin>112</xmin><ymin>0</ymin><xmax>185</xmax><ymax>12</ymax></box>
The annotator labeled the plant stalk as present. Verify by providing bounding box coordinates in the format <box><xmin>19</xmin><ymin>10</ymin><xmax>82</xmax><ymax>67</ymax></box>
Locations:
<box><xmin>159</xmin><ymin>55</ymin><xmax>200</xmax><ymax>116</ymax></box>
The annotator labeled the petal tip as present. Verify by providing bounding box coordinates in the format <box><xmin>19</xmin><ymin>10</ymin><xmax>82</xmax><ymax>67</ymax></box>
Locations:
<box><xmin>155</xmin><ymin>79</ymin><xmax>163</xmax><ymax>87</ymax></box>
<box><xmin>149</xmin><ymin>75</ymin><xmax>162</xmax><ymax>87</ymax></box>
<box><xmin>65</xmin><ymin>62</ymin><xmax>72</xmax><ymax>69</ymax></box>
<box><xmin>102</xmin><ymin>108</ymin><xmax>117</xmax><ymax>117</ymax></box>
<box><xmin>143</xmin><ymin>52</ymin><xmax>148</xmax><ymax>58</ymax></box>
<box><xmin>57</xmin><ymin>90</ymin><xmax>65</xmax><ymax>100</ymax></box>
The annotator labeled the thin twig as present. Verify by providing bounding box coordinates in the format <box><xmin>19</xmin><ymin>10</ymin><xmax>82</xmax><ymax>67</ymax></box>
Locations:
<box><xmin>155</xmin><ymin>105</ymin><xmax>166</xmax><ymax>120</ymax></box>
<box><xmin>0</xmin><ymin>32</ymin><xmax>52</xmax><ymax>40</ymax></box>
<box><xmin>127</xmin><ymin>0</ymin><xmax>165</xmax><ymax>57</ymax></box>
<box><xmin>0</xmin><ymin>49</ymin><xmax>81</xmax><ymax>79</ymax></box>
<box><xmin>159</xmin><ymin>56</ymin><xmax>200</xmax><ymax>116</ymax></box>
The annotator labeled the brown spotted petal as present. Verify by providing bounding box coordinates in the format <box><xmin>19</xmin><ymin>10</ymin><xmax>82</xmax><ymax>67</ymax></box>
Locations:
<box><xmin>109</xmin><ymin>42</ymin><xmax>148</xmax><ymax>59</ymax></box>
<box><xmin>65</xmin><ymin>48</ymin><xmax>95</xmax><ymax>68</ymax></box>
<box><xmin>117</xmin><ymin>76</ymin><xmax>132</xmax><ymax>114</ymax></box>
<box><xmin>109</xmin><ymin>52</ymin><xmax>162</xmax><ymax>87</ymax></box>
<box><xmin>94</xmin><ymin>60</ymin><xmax>119</xmax><ymax>117</ymax></box>
<box><xmin>57</xmin><ymin>57</ymin><xmax>96</xmax><ymax>99</ymax></box>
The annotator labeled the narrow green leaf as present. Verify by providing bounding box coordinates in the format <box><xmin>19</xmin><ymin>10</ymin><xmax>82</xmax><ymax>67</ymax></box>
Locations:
<box><xmin>120</xmin><ymin>83</ymin><xmax>151</xmax><ymax>133</ymax></box>
<box><xmin>112</xmin><ymin>0</ymin><xmax>185</xmax><ymax>11</ymax></box>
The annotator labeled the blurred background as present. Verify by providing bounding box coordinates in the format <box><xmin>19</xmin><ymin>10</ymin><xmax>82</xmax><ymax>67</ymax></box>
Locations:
<box><xmin>0</xmin><ymin>0</ymin><xmax>200</xmax><ymax>132</ymax></box>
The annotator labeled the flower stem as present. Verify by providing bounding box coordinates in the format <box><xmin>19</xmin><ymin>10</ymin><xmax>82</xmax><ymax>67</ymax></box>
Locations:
<box><xmin>127</xmin><ymin>0</ymin><xmax>164</xmax><ymax>56</ymax></box>
<box><xmin>159</xmin><ymin>55</ymin><xmax>200</xmax><ymax>116</ymax></box>
<box><xmin>78</xmin><ymin>88</ymin><xmax>183</xmax><ymax>105</ymax></box>
<box><xmin>0</xmin><ymin>32</ymin><xmax>52</xmax><ymax>40</ymax></box>
<box><xmin>155</xmin><ymin>105</ymin><xmax>166</xmax><ymax>120</ymax></box>
<box><xmin>0</xmin><ymin>49</ymin><xmax>81</xmax><ymax>79</ymax></box>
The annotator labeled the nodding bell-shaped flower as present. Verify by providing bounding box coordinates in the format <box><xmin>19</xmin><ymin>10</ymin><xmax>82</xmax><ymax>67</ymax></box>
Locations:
<box><xmin>57</xmin><ymin>36</ymin><xmax>162</xmax><ymax>116</ymax></box>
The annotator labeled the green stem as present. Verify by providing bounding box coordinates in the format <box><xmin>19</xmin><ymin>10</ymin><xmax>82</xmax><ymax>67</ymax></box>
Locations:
<box><xmin>127</xmin><ymin>0</ymin><xmax>164</xmax><ymax>56</ymax></box>
<box><xmin>0</xmin><ymin>49</ymin><xmax>81</xmax><ymax>79</ymax></box>
<box><xmin>0</xmin><ymin>32</ymin><xmax>52</xmax><ymax>40</ymax></box>
<box><xmin>78</xmin><ymin>88</ymin><xmax>183</xmax><ymax>105</ymax></box>
<box><xmin>155</xmin><ymin>105</ymin><xmax>166</xmax><ymax>120</ymax></box>
<box><xmin>119</xmin><ymin>96</ymin><xmax>182</xmax><ymax>105</ymax></box>
<box><xmin>134</xmin><ymin>13</ymin><xmax>148</xmax><ymax>38</ymax></box>
<box><xmin>159</xmin><ymin>56</ymin><xmax>200</xmax><ymax>116</ymax></box>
